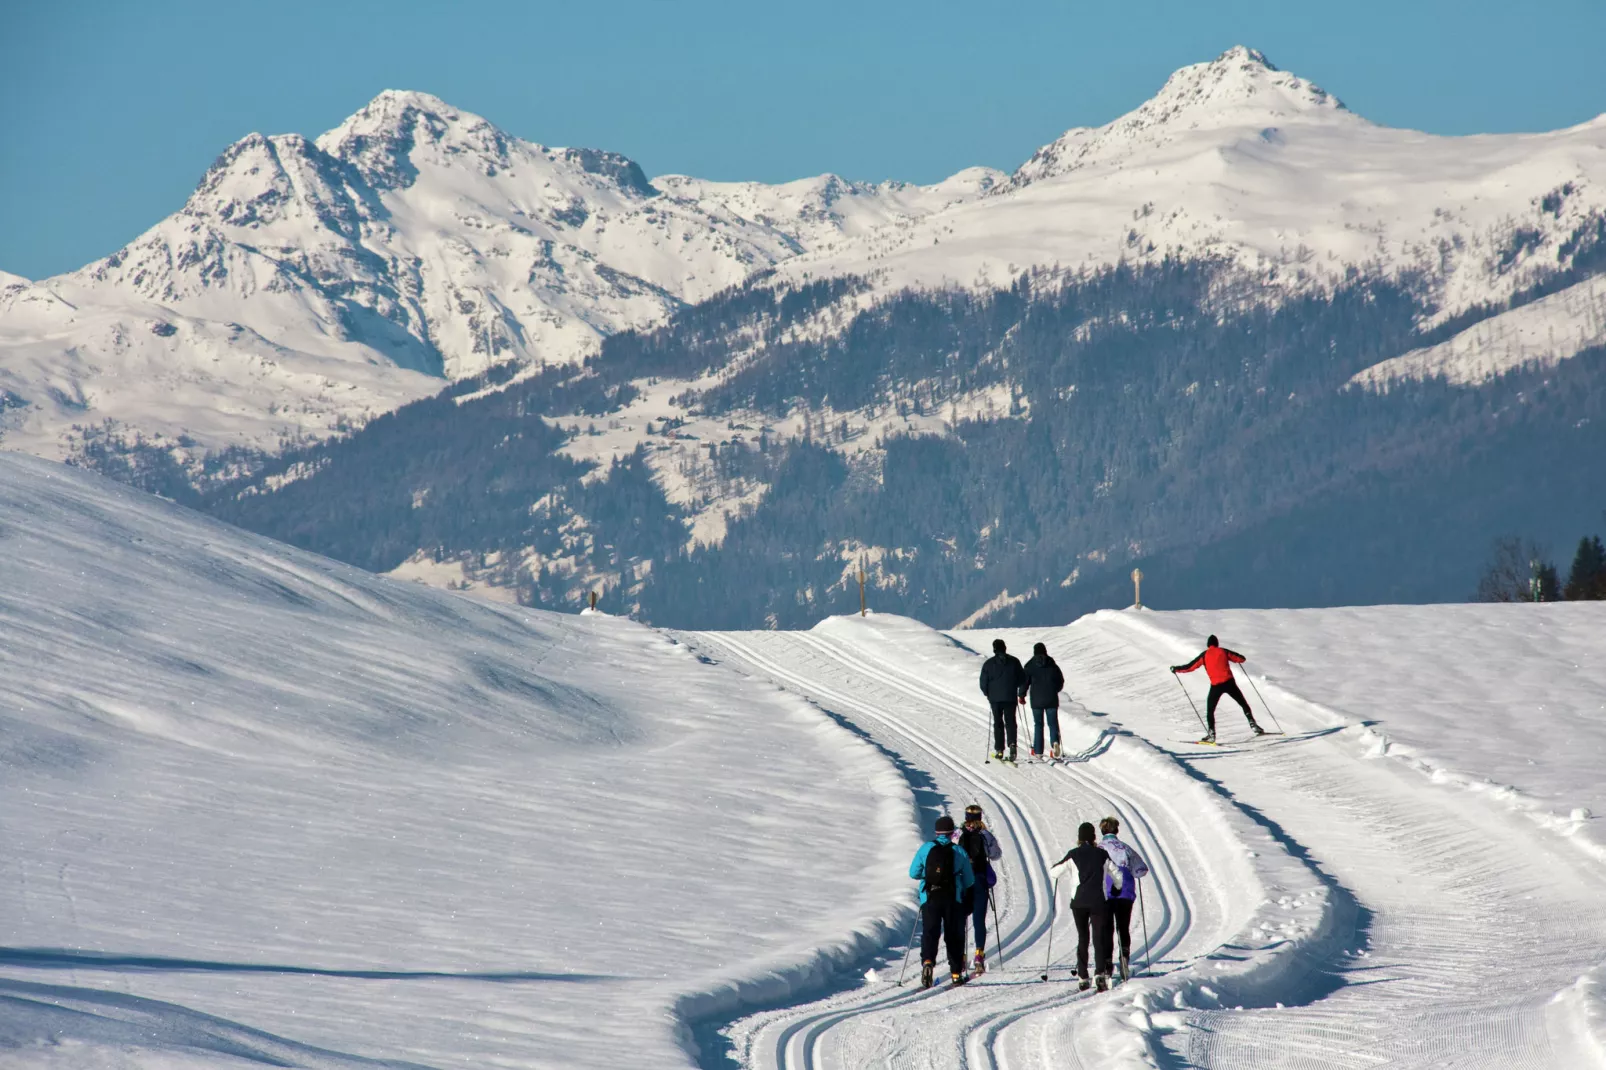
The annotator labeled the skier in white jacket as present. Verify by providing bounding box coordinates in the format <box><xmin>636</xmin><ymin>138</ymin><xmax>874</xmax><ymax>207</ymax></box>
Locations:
<box><xmin>1098</xmin><ymin>815</ymin><xmax>1151</xmax><ymax>981</ymax></box>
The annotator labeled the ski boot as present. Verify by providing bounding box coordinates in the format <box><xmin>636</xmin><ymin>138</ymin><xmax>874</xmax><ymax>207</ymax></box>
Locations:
<box><xmin>1119</xmin><ymin>953</ymin><xmax>1130</xmax><ymax>981</ymax></box>
<box><xmin>1250</xmin><ymin>721</ymin><xmax>1266</xmax><ymax>736</ymax></box>
<box><xmin>1095</xmin><ymin>973</ymin><xmax>1109</xmax><ymax>993</ymax></box>
<box><xmin>1028</xmin><ymin>749</ymin><xmax>1041</xmax><ymax>761</ymax></box>
<box><xmin>1007</xmin><ymin>745</ymin><xmax>1017</xmax><ymax>763</ymax></box>
<box><xmin>1201</xmin><ymin>731</ymin><xmax>1216</xmax><ymax>744</ymax></box>
<box><xmin>951</xmin><ymin>971</ymin><xmax>970</xmax><ymax>986</ymax></box>
<box><xmin>972</xmin><ymin>949</ymin><xmax>986</xmax><ymax>976</ymax></box>
<box><xmin>992</xmin><ymin>750</ymin><xmax>1004</xmax><ymax>761</ymax></box>
<box><xmin>920</xmin><ymin>961</ymin><xmax>935</xmax><ymax>989</ymax></box>
<box><xmin>1078</xmin><ymin>976</ymin><xmax>1092</xmax><ymax>991</ymax></box>
<box><xmin>1050</xmin><ymin>741</ymin><xmax>1062</xmax><ymax>759</ymax></box>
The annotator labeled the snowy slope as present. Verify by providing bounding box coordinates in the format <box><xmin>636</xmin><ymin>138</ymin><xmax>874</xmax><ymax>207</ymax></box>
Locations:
<box><xmin>1352</xmin><ymin>273</ymin><xmax>1606</xmax><ymax>388</ymax></box>
<box><xmin>0</xmin><ymin>453</ymin><xmax>916</xmax><ymax>1070</ymax></box>
<box><xmin>4</xmin><ymin>453</ymin><xmax>1604</xmax><ymax>1066</ymax></box>
<box><xmin>781</xmin><ymin>47</ymin><xmax>1606</xmax><ymax>321</ymax></box>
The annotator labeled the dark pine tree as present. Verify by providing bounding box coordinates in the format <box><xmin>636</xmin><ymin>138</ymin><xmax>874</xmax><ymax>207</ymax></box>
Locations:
<box><xmin>1563</xmin><ymin>534</ymin><xmax>1606</xmax><ymax>600</ymax></box>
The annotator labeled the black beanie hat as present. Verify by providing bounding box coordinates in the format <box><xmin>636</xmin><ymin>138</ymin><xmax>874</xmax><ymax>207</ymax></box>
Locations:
<box><xmin>992</xmin><ymin>638</ymin><xmax>1006</xmax><ymax>653</ymax></box>
<box><xmin>1033</xmin><ymin>642</ymin><xmax>1047</xmax><ymax>656</ymax></box>
<box><xmin>935</xmin><ymin>815</ymin><xmax>957</xmax><ymax>834</ymax></box>
<box><xmin>1207</xmin><ymin>634</ymin><xmax>1219</xmax><ymax>647</ymax></box>
<box><xmin>1078</xmin><ymin>821</ymin><xmax>1096</xmax><ymax>843</ymax></box>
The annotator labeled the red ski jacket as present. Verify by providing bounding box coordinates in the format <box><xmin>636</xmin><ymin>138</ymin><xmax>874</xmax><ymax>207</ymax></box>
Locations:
<box><xmin>1176</xmin><ymin>646</ymin><xmax>1244</xmax><ymax>685</ymax></box>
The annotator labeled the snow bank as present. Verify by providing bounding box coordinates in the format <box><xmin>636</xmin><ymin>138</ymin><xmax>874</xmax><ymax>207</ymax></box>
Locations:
<box><xmin>1125</xmin><ymin>603</ymin><xmax>1606</xmax><ymax>863</ymax></box>
<box><xmin>0</xmin><ymin>453</ymin><xmax>914</xmax><ymax>1069</ymax></box>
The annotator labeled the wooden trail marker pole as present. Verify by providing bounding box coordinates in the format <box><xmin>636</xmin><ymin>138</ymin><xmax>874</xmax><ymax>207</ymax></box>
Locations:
<box><xmin>589</xmin><ymin>590</ymin><xmax>598</xmax><ymax>611</ymax></box>
<box><xmin>1132</xmin><ymin>568</ymin><xmax>1143</xmax><ymax>609</ymax></box>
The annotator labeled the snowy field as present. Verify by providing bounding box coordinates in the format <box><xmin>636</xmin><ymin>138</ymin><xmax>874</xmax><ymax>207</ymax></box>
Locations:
<box><xmin>0</xmin><ymin>454</ymin><xmax>913</xmax><ymax>1070</ymax></box>
<box><xmin>4</xmin><ymin>453</ymin><xmax>1606</xmax><ymax>1068</ymax></box>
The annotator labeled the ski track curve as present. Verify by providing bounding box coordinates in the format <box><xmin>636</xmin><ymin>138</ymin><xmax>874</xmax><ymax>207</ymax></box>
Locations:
<box><xmin>991</xmin><ymin>612</ymin><xmax>1606</xmax><ymax>1069</ymax></box>
<box><xmin>679</xmin><ymin>621</ymin><xmax>1262</xmax><ymax>1070</ymax></box>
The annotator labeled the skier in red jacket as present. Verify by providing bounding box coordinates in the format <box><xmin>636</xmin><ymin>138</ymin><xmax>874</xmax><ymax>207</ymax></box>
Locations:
<box><xmin>1171</xmin><ymin>635</ymin><xmax>1264</xmax><ymax>743</ymax></box>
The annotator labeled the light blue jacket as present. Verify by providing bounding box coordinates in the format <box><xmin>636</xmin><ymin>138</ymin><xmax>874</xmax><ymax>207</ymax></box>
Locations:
<box><xmin>909</xmin><ymin>835</ymin><xmax>977</xmax><ymax>905</ymax></box>
<box><xmin>1100</xmin><ymin>834</ymin><xmax>1150</xmax><ymax>901</ymax></box>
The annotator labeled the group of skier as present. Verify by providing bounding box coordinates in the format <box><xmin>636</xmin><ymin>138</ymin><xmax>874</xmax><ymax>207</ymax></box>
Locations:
<box><xmin>908</xmin><ymin>806</ymin><xmax>1150</xmax><ymax>990</ymax></box>
<box><xmin>977</xmin><ymin>638</ymin><xmax>1066</xmax><ymax>762</ymax></box>
<box><xmin>907</xmin><ymin>804</ymin><xmax>1000</xmax><ymax>988</ymax></box>
<box><xmin>905</xmin><ymin>632</ymin><xmax>1263</xmax><ymax>989</ymax></box>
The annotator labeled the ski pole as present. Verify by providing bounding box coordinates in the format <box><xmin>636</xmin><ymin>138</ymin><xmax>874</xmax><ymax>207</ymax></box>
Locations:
<box><xmin>989</xmin><ymin>885</ymin><xmax>1005</xmax><ymax>967</ymax></box>
<box><xmin>895</xmin><ymin>910</ymin><xmax>921</xmax><ymax>986</ymax></box>
<box><xmin>1173</xmin><ymin>673</ymin><xmax>1207</xmax><ymax>733</ymax></box>
<box><xmin>1040</xmin><ymin>872</ymin><xmax>1060</xmax><ymax>981</ymax></box>
<box><xmin>983</xmin><ymin>710</ymin><xmax>993</xmax><ymax>764</ymax></box>
<box><xmin>1137</xmin><ymin>875</ymin><xmax>1152</xmax><ymax>977</ymax></box>
<box><xmin>1237</xmin><ymin>666</ymin><xmax>1285</xmax><ymax>734</ymax></box>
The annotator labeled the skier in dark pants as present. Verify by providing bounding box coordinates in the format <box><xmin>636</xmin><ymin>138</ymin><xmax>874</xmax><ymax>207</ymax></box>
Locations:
<box><xmin>909</xmin><ymin>814</ymin><xmax>976</xmax><ymax>988</ymax></box>
<box><xmin>1052</xmin><ymin>821</ymin><xmax>1114</xmax><ymax>991</ymax></box>
<box><xmin>958</xmin><ymin>803</ymin><xmax>1002</xmax><ymax>975</ymax></box>
<box><xmin>1172</xmin><ymin>634</ymin><xmax>1264</xmax><ymax>743</ymax></box>
<box><xmin>1098</xmin><ymin>816</ymin><xmax>1150</xmax><ymax>980</ymax></box>
<box><xmin>1019</xmin><ymin>642</ymin><xmax>1066</xmax><ymax>759</ymax></box>
<box><xmin>979</xmin><ymin>639</ymin><xmax>1027</xmax><ymax>762</ymax></box>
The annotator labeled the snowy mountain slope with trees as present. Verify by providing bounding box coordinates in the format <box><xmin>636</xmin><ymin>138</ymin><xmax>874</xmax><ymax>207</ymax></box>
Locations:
<box><xmin>0</xmin><ymin>455</ymin><xmax>916</xmax><ymax>1070</ymax></box>
<box><xmin>0</xmin><ymin>92</ymin><xmax>989</xmax><ymax>462</ymax></box>
<box><xmin>1352</xmin><ymin>272</ymin><xmax>1606</xmax><ymax>388</ymax></box>
<box><xmin>782</xmin><ymin>48</ymin><xmax>1606</xmax><ymax>325</ymax></box>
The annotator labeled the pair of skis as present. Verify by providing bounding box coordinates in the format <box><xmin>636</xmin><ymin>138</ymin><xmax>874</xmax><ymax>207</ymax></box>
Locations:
<box><xmin>1182</xmin><ymin>731</ymin><xmax>1283</xmax><ymax>747</ymax></box>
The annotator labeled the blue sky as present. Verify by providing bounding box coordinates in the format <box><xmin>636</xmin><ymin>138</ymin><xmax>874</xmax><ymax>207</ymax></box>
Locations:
<box><xmin>4</xmin><ymin>0</ymin><xmax>1604</xmax><ymax>280</ymax></box>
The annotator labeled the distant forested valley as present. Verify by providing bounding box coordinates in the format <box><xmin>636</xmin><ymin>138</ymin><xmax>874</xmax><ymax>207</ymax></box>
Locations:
<box><xmin>80</xmin><ymin>255</ymin><xmax>1606</xmax><ymax>629</ymax></box>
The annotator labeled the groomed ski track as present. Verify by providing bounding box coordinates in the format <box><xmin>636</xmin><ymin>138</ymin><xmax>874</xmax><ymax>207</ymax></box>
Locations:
<box><xmin>682</xmin><ymin>612</ymin><xmax>1606</xmax><ymax>1070</ymax></box>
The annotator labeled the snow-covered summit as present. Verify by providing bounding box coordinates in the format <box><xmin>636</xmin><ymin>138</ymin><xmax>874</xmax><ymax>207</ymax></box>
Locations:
<box><xmin>782</xmin><ymin>45</ymin><xmax>1606</xmax><ymax>322</ymax></box>
<box><xmin>1009</xmin><ymin>46</ymin><xmax>1356</xmax><ymax>190</ymax></box>
<box><xmin>0</xmin><ymin>89</ymin><xmax>990</xmax><ymax>460</ymax></box>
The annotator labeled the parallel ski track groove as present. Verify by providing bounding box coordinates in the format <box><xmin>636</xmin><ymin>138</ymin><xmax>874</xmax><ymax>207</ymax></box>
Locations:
<box><xmin>690</xmin><ymin>629</ymin><xmax>1206</xmax><ymax>1070</ymax></box>
<box><xmin>789</xmin><ymin>632</ymin><xmax>1202</xmax><ymax>1070</ymax></box>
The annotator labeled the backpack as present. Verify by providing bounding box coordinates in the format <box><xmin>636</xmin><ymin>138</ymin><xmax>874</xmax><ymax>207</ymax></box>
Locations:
<box><xmin>924</xmin><ymin>842</ymin><xmax>956</xmax><ymax>902</ymax></box>
<box><xmin>958</xmin><ymin>828</ymin><xmax>989</xmax><ymax>878</ymax></box>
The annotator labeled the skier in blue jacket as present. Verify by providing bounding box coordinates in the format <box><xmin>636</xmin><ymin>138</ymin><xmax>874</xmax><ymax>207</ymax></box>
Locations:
<box><xmin>1098</xmin><ymin>816</ymin><xmax>1151</xmax><ymax>981</ymax></box>
<box><xmin>909</xmin><ymin>814</ymin><xmax>977</xmax><ymax>988</ymax></box>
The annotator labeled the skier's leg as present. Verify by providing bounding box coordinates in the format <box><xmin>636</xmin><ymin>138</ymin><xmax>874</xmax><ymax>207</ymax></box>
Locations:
<box><xmin>1094</xmin><ymin>905</ymin><xmax>1114</xmax><ymax>978</ymax></box>
<box><xmin>1205</xmin><ymin>683</ymin><xmax>1224</xmax><ymax>737</ymax></box>
<box><xmin>1111</xmin><ymin>898</ymin><xmax>1133</xmax><ymax>958</ymax></box>
<box><xmin>920</xmin><ymin>900</ymin><xmax>942</xmax><ymax>973</ymax></box>
<box><xmin>945</xmin><ymin>898</ymin><xmax>968</xmax><ymax>978</ymax></box>
<box><xmin>990</xmin><ymin>702</ymin><xmax>1008</xmax><ymax>754</ymax></box>
<box><xmin>1046</xmin><ymin>707</ymin><xmax>1061</xmax><ymax>754</ymax></box>
<box><xmin>1005</xmin><ymin>705</ymin><xmax>1018</xmax><ymax>754</ymax></box>
<box><xmin>1222</xmin><ymin>678</ymin><xmax>1257</xmax><ymax>726</ymax></box>
<box><xmin>970</xmin><ymin>884</ymin><xmax>988</xmax><ymax>954</ymax></box>
<box><xmin>1073</xmin><ymin>906</ymin><xmax>1092</xmax><ymax>978</ymax></box>
<box><xmin>1031</xmin><ymin>707</ymin><xmax>1044</xmax><ymax>754</ymax></box>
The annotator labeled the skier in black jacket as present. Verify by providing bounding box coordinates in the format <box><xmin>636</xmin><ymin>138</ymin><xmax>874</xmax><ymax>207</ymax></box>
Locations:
<box><xmin>978</xmin><ymin>639</ymin><xmax>1027</xmax><ymax>762</ymax></box>
<box><xmin>1019</xmin><ymin>642</ymin><xmax>1066</xmax><ymax>759</ymax></box>
<box><xmin>1052</xmin><ymin>821</ymin><xmax>1115</xmax><ymax>991</ymax></box>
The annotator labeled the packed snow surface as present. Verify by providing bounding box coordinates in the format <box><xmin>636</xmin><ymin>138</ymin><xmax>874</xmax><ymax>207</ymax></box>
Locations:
<box><xmin>0</xmin><ymin>454</ymin><xmax>914</xmax><ymax>1069</ymax></box>
<box><xmin>4</xmin><ymin>452</ymin><xmax>1605</xmax><ymax>1067</ymax></box>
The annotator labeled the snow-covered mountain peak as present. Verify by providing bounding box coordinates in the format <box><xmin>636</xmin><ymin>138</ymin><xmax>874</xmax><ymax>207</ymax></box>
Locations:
<box><xmin>1008</xmin><ymin>46</ymin><xmax>1355</xmax><ymax>189</ymax></box>
<box><xmin>1141</xmin><ymin>46</ymin><xmax>1347</xmax><ymax>126</ymax></box>
<box><xmin>315</xmin><ymin>89</ymin><xmax>516</xmax><ymax>192</ymax></box>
